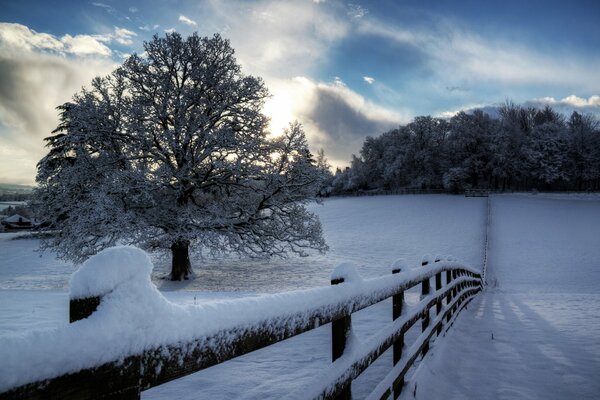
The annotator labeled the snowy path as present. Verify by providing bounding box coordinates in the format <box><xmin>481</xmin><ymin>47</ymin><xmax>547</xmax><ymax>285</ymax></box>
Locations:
<box><xmin>404</xmin><ymin>195</ymin><xmax>600</xmax><ymax>399</ymax></box>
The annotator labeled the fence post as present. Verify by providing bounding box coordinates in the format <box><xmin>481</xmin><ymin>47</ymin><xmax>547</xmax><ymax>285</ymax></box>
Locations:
<box><xmin>331</xmin><ymin>277</ymin><xmax>351</xmax><ymax>400</ymax></box>
<box><xmin>435</xmin><ymin>271</ymin><xmax>443</xmax><ymax>336</ymax></box>
<box><xmin>70</xmin><ymin>296</ymin><xmax>101</xmax><ymax>323</ymax></box>
<box><xmin>68</xmin><ymin>295</ymin><xmax>141</xmax><ymax>399</ymax></box>
<box><xmin>392</xmin><ymin>267</ymin><xmax>404</xmax><ymax>399</ymax></box>
<box><xmin>421</xmin><ymin>258</ymin><xmax>430</xmax><ymax>356</ymax></box>
<box><xmin>446</xmin><ymin>270</ymin><xmax>453</xmax><ymax>323</ymax></box>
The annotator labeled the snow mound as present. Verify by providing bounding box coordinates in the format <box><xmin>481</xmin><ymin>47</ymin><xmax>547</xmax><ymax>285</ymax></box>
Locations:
<box><xmin>390</xmin><ymin>258</ymin><xmax>408</xmax><ymax>272</ymax></box>
<box><xmin>421</xmin><ymin>254</ymin><xmax>433</xmax><ymax>266</ymax></box>
<box><xmin>70</xmin><ymin>246</ymin><xmax>153</xmax><ymax>299</ymax></box>
<box><xmin>330</xmin><ymin>262</ymin><xmax>363</xmax><ymax>284</ymax></box>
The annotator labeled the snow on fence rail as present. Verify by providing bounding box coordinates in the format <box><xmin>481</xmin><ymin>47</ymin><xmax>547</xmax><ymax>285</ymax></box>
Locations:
<box><xmin>0</xmin><ymin>247</ymin><xmax>482</xmax><ymax>400</ymax></box>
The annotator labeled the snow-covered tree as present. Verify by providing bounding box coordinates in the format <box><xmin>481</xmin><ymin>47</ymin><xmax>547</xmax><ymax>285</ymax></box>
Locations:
<box><xmin>524</xmin><ymin>122</ymin><xmax>569</xmax><ymax>187</ymax></box>
<box><xmin>567</xmin><ymin>111</ymin><xmax>599</xmax><ymax>190</ymax></box>
<box><xmin>447</xmin><ymin>110</ymin><xmax>494</xmax><ymax>188</ymax></box>
<box><xmin>34</xmin><ymin>33</ymin><xmax>327</xmax><ymax>280</ymax></box>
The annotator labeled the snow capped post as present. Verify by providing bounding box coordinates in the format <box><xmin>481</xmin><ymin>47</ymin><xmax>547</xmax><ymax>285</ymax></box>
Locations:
<box><xmin>434</xmin><ymin>256</ymin><xmax>443</xmax><ymax>336</ymax></box>
<box><xmin>421</xmin><ymin>255</ymin><xmax>432</xmax><ymax>356</ymax></box>
<box><xmin>330</xmin><ymin>263</ymin><xmax>359</xmax><ymax>400</ymax></box>
<box><xmin>391</xmin><ymin>259</ymin><xmax>407</xmax><ymax>398</ymax></box>
<box><xmin>445</xmin><ymin>256</ymin><xmax>454</xmax><ymax>323</ymax></box>
<box><xmin>69</xmin><ymin>296</ymin><xmax>101</xmax><ymax>324</ymax></box>
<box><xmin>69</xmin><ymin>246</ymin><xmax>154</xmax><ymax>324</ymax></box>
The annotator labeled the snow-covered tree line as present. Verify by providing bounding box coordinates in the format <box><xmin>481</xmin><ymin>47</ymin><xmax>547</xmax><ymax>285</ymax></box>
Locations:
<box><xmin>329</xmin><ymin>103</ymin><xmax>600</xmax><ymax>194</ymax></box>
<box><xmin>34</xmin><ymin>32</ymin><xmax>328</xmax><ymax>280</ymax></box>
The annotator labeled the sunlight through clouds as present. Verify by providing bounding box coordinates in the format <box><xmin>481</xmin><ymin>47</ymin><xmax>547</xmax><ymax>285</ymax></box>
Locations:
<box><xmin>1</xmin><ymin>0</ymin><xmax>600</xmax><ymax>184</ymax></box>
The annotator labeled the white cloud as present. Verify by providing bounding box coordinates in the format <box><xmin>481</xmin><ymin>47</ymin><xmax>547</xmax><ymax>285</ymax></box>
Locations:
<box><xmin>439</xmin><ymin>95</ymin><xmax>600</xmax><ymax>121</ymax></box>
<box><xmin>530</xmin><ymin>95</ymin><xmax>600</xmax><ymax>108</ymax></box>
<box><xmin>363</xmin><ymin>76</ymin><xmax>375</xmax><ymax>84</ymax></box>
<box><xmin>357</xmin><ymin>19</ymin><xmax>600</xmax><ymax>92</ymax></box>
<box><xmin>140</xmin><ymin>24</ymin><xmax>160</xmax><ymax>32</ymax></box>
<box><xmin>525</xmin><ymin>95</ymin><xmax>600</xmax><ymax>118</ymax></box>
<box><xmin>0</xmin><ymin>23</ymin><xmax>140</xmax><ymax>58</ymax></box>
<box><xmin>62</xmin><ymin>34</ymin><xmax>112</xmax><ymax>56</ymax></box>
<box><xmin>165</xmin><ymin>28</ymin><xmax>176</xmax><ymax>34</ymax></box>
<box><xmin>178</xmin><ymin>15</ymin><xmax>197</xmax><ymax>26</ymax></box>
<box><xmin>129</xmin><ymin>7</ymin><xmax>138</xmax><ymax>13</ymax></box>
<box><xmin>0</xmin><ymin>23</ymin><xmax>64</xmax><ymax>54</ymax></box>
<box><xmin>348</xmin><ymin>4</ymin><xmax>368</xmax><ymax>19</ymax></box>
<box><xmin>205</xmin><ymin>1</ymin><xmax>348</xmax><ymax>79</ymax></box>
<box><xmin>333</xmin><ymin>76</ymin><xmax>345</xmax><ymax>86</ymax></box>
<box><xmin>558</xmin><ymin>95</ymin><xmax>600</xmax><ymax>107</ymax></box>
<box><xmin>114</xmin><ymin>27</ymin><xmax>137</xmax><ymax>45</ymax></box>
<box><xmin>91</xmin><ymin>2</ymin><xmax>114</xmax><ymax>12</ymax></box>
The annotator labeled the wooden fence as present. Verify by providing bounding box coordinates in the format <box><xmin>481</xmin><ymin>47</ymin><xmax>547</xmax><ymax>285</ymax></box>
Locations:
<box><xmin>0</xmin><ymin>260</ymin><xmax>482</xmax><ymax>400</ymax></box>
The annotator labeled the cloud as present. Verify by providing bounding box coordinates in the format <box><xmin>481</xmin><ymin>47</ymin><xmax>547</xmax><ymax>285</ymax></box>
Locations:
<box><xmin>61</xmin><ymin>34</ymin><xmax>112</xmax><ymax>56</ymax></box>
<box><xmin>178</xmin><ymin>15</ymin><xmax>197</xmax><ymax>26</ymax></box>
<box><xmin>0</xmin><ymin>23</ymin><xmax>139</xmax><ymax>58</ymax></box>
<box><xmin>525</xmin><ymin>95</ymin><xmax>600</xmax><ymax>118</ymax></box>
<box><xmin>438</xmin><ymin>95</ymin><xmax>600</xmax><ymax>120</ymax></box>
<box><xmin>357</xmin><ymin>18</ymin><xmax>600</xmax><ymax>93</ymax></box>
<box><xmin>204</xmin><ymin>0</ymin><xmax>348</xmax><ymax>79</ymax></box>
<box><xmin>164</xmin><ymin>28</ymin><xmax>176</xmax><ymax>34</ymax></box>
<box><xmin>139</xmin><ymin>24</ymin><xmax>160</xmax><ymax>32</ymax></box>
<box><xmin>0</xmin><ymin>23</ymin><xmax>118</xmax><ymax>184</ymax></box>
<box><xmin>129</xmin><ymin>7</ymin><xmax>138</xmax><ymax>13</ymax></box>
<box><xmin>347</xmin><ymin>4</ymin><xmax>368</xmax><ymax>19</ymax></box>
<box><xmin>91</xmin><ymin>2</ymin><xmax>115</xmax><ymax>12</ymax></box>
<box><xmin>363</xmin><ymin>76</ymin><xmax>375</xmax><ymax>84</ymax></box>
<box><xmin>182</xmin><ymin>1</ymin><xmax>397</xmax><ymax>167</ymax></box>
<box><xmin>0</xmin><ymin>23</ymin><xmax>65</xmax><ymax>54</ymax></box>
<box><xmin>113</xmin><ymin>27</ymin><xmax>137</xmax><ymax>45</ymax></box>
<box><xmin>265</xmin><ymin>77</ymin><xmax>409</xmax><ymax>167</ymax></box>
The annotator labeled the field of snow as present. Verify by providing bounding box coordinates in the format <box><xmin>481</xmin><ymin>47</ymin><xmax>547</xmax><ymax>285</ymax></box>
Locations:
<box><xmin>0</xmin><ymin>194</ymin><xmax>485</xmax><ymax>398</ymax></box>
<box><xmin>405</xmin><ymin>194</ymin><xmax>600</xmax><ymax>399</ymax></box>
<box><xmin>1</xmin><ymin>193</ymin><xmax>597</xmax><ymax>399</ymax></box>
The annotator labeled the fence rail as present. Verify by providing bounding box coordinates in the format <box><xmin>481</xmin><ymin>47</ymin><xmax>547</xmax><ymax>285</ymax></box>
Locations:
<box><xmin>0</xmin><ymin>256</ymin><xmax>482</xmax><ymax>400</ymax></box>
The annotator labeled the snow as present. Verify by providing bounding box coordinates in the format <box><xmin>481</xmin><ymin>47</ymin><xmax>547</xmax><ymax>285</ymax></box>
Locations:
<box><xmin>391</xmin><ymin>258</ymin><xmax>408</xmax><ymax>272</ymax></box>
<box><xmin>331</xmin><ymin>262</ymin><xmax>364</xmax><ymax>283</ymax></box>
<box><xmin>0</xmin><ymin>245</ymin><xmax>474</xmax><ymax>392</ymax></box>
<box><xmin>70</xmin><ymin>246</ymin><xmax>154</xmax><ymax>299</ymax></box>
<box><xmin>2</xmin><ymin>214</ymin><xmax>30</xmax><ymax>223</ymax></box>
<box><xmin>402</xmin><ymin>194</ymin><xmax>600</xmax><ymax>399</ymax></box>
<box><xmin>0</xmin><ymin>195</ymin><xmax>487</xmax><ymax>293</ymax></box>
<box><xmin>2</xmin><ymin>193</ymin><xmax>597</xmax><ymax>399</ymax></box>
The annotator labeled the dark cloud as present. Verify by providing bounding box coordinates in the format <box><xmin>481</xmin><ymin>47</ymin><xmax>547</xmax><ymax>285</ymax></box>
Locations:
<box><xmin>298</xmin><ymin>84</ymin><xmax>401</xmax><ymax>163</ymax></box>
<box><xmin>0</xmin><ymin>52</ymin><xmax>115</xmax><ymax>183</ymax></box>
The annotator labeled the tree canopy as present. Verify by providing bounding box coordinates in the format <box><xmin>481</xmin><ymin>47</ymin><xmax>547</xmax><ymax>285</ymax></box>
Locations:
<box><xmin>34</xmin><ymin>32</ymin><xmax>328</xmax><ymax>280</ymax></box>
<box><xmin>330</xmin><ymin>103</ymin><xmax>600</xmax><ymax>194</ymax></box>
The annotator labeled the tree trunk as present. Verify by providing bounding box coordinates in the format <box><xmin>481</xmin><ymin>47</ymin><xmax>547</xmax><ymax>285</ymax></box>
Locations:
<box><xmin>170</xmin><ymin>240</ymin><xmax>192</xmax><ymax>281</ymax></box>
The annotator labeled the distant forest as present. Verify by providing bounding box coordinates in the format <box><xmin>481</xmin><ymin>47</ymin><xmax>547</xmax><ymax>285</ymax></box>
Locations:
<box><xmin>327</xmin><ymin>102</ymin><xmax>600</xmax><ymax>194</ymax></box>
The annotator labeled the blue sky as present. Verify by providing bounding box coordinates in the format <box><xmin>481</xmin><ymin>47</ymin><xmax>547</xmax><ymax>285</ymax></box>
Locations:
<box><xmin>1</xmin><ymin>0</ymin><xmax>599</xmax><ymax>184</ymax></box>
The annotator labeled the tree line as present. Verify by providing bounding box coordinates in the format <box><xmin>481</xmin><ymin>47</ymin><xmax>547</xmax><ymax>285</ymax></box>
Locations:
<box><xmin>327</xmin><ymin>102</ymin><xmax>600</xmax><ymax>194</ymax></box>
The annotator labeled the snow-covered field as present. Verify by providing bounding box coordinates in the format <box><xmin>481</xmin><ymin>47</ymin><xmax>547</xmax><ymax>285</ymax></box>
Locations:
<box><xmin>1</xmin><ymin>193</ymin><xmax>598</xmax><ymax>399</ymax></box>
<box><xmin>405</xmin><ymin>194</ymin><xmax>600</xmax><ymax>399</ymax></box>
